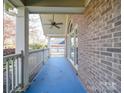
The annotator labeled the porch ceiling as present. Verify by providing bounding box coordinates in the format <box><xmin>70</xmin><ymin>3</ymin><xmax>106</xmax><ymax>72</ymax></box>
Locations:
<box><xmin>40</xmin><ymin>14</ymin><xmax>67</xmax><ymax>37</ymax></box>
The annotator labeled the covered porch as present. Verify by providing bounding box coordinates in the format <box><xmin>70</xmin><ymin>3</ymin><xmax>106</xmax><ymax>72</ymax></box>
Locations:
<box><xmin>3</xmin><ymin>0</ymin><xmax>89</xmax><ymax>93</ymax></box>
<box><xmin>3</xmin><ymin>0</ymin><xmax>121</xmax><ymax>93</ymax></box>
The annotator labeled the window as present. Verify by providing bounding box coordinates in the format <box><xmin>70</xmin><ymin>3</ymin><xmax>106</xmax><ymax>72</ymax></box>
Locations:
<box><xmin>70</xmin><ymin>23</ymin><xmax>73</xmax><ymax>33</ymax></box>
<box><xmin>67</xmin><ymin>24</ymin><xmax>79</xmax><ymax>70</ymax></box>
<box><xmin>70</xmin><ymin>33</ymin><xmax>75</xmax><ymax>61</ymax></box>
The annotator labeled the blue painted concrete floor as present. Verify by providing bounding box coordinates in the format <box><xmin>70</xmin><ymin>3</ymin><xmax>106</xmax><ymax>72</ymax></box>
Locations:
<box><xmin>24</xmin><ymin>57</ymin><xmax>87</xmax><ymax>93</ymax></box>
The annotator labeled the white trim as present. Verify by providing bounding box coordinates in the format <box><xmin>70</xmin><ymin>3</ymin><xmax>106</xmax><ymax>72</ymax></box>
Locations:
<box><xmin>4</xmin><ymin>10</ymin><xmax>17</xmax><ymax>16</ymax></box>
<box><xmin>16</xmin><ymin>7</ymin><xmax>29</xmax><ymax>89</ymax></box>
<box><xmin>4</xmin><ymin>0</ymin><xmax>16</xmax><ymax>7</ymax></box>
<box><xmin>74</xmin><ymin>24</ymin><xmax>78</xmax><ymax>30</ymax></box>
<box><xmin>68</xmin><ymin>58</ymin><xmax>78</xmax><ymax>71</ymax></box>
<box><xmin>27</xmin><ymin>6</ymin><xmax>85</xmax><ymax>14</ymax></box>
<box><xmin>85</xmin><ymin>0</ymin><xmax>91</xmax><ymax>7</ymax></box>
<box><xmin>68</xmin><ymin>58</ymin><xmax>74</xmax><ymax>66</ymax></box>
<box><xmin>4</xmin><ymin>0</ymin><xmax>17</xmax><ymax>16</ymax></box>
<box><xmin>67</xmin><ymin>24</ymin><xmax>79</xmax><ymax>71</ymax></box>
<box><xmin>47</xmin><ymin>34</ymin><xmax>65</xmax><ymax>37</ymax></box>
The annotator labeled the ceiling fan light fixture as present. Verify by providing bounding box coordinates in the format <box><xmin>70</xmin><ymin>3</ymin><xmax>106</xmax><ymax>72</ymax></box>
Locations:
<box><xmin>43</xmin><ymin>14</ymin><xmax>63</xmax><ymax>29</ymax></box>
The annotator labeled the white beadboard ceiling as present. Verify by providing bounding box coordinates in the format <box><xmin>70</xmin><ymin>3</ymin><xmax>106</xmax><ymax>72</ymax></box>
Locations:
<box><xmin>40</xmin><ymin>14</ymin><xmax>67</xmax><ymax>37</ymax></box>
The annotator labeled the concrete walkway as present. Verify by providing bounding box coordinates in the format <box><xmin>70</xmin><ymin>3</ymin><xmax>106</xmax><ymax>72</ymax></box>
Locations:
<box><xmin>24</xmin><ymin>57</ymin><xmax>87</xmax><ymax>93</ymax></box>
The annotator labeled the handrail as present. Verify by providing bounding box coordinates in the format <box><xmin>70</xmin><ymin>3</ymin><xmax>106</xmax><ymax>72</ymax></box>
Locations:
<box><xmin>3</xmin><ymin>53</ymin><xmax>21</xmax><ymax>59</ymax></box>
<box><xmin>3</xmin><ymin>48</ymin><xmax>49</xmax><ymax>58</ymax></box>
<box><xmin>29</xmin><ymin>48</ymin><xmax>49</xmax><ymax>55</ymax></box>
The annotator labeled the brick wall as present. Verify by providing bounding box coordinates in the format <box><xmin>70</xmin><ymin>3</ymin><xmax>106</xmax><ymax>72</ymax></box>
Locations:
<box><xmin>69</xmin><ymin>0</ymin><xmax>121</xmax><ymax>92</ymax></box>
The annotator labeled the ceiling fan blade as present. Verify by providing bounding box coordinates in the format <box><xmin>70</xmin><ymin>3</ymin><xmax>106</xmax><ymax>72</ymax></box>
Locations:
<box><xmin>54</xmin><ymin>25</ymin><xmax>60</xmax><ymax>29</ymax></box>
<box><xmin>56</xmin><ymin>23</ymin><xmax>63</xmax><ymax>25</ymax></box>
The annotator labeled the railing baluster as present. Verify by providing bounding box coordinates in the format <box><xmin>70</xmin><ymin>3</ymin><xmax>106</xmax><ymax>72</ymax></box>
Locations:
<box><xmin>6</xmin><ymin>59</ymin><xmax>9</xmax><ymax>93</ymax></box>
<box><xmin>21</xmin><ymin>51</ymin><xmax>24</xmax><ymax>88</ymax></box>
<box><xmin>15</xmin><ymin>57</ymin><xmax>19</xmax><ymax>88</ymax></box>
<box><xmin>11</xmin><ymin>58</ymin><xmax>15</xmax><ymax>91</ymax></box>
<box><xmin>43</xmin><ymin>49</ymin><xmax>44</xmax><ymax>65</ymax></box>
<box><xmin>18</xmin><ymin>58</ymin><xmax>22</xmax><ymax>85</ymax></box>
<box><xmin>17</xmin><ymin>57</ymin><xmax>19</xmax><ymax>86</ymax></box>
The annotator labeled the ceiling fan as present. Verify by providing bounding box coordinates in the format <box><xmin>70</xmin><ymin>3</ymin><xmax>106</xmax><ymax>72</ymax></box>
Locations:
<box><xmin>43</xmin><ymin>14</ymin><xmax>63</xmax><ymax>29</ymax></box>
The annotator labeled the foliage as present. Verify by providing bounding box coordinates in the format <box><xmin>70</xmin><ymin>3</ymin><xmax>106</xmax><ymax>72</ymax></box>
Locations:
<box><xmin>3</xmin><ymin>12</ymin><xmax>16</xmax><ymax>48</ymax></box>
<box><xmin>29</xmin><ymin>43</ymin><xmax>47</xmax><ymax>50</ymax></box>
<box><xmin>4</xmin><ymin>2</ymin><xmax>13</xmax><ymax>11</ymax></box>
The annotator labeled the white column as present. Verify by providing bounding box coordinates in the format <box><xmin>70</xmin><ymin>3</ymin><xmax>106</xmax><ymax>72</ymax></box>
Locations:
<box><xmin>68</xmin><ymin>35</ymin><xmax>71</xmax><ymax>59</ymax></box>
<box><xmin>47</xmin><ymin>36</ymin><xmax>51</xmax><ymax>57</ymax></box>
<box><xmin>74</xmin><ymin>31</ymin><xmax>76</xmax><ymax>65</ymax></box>
<box><xmin>16</xmin><ymin>7</ymin><xmax>29</xmax><ymax>89</ymax></box>
<box><xmin>64</xmin><ymin>35</ymin><xmax>67</xmax><ymax>57</ymax></box>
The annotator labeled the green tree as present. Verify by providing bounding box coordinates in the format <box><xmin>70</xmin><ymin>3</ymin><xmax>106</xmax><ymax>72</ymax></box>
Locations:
<box><xmin>29</xmin><ymin>43</ymin><xmax>47</xmax><ymax>50</ymax></box>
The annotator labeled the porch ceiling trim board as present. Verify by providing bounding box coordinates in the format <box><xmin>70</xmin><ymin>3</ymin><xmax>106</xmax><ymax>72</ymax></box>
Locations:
<box><xmin>28</xmin><ymin>6</ymin><xmax>85</xmax><ymax>14</ymax></box>
<box><xmin>7</xmin><ymin>0</ymin><xmax>92</xmax><ymax>14</ymax></box>
<box><xmin>47</xmin><ymin>34</ymin><xmax>65</xmax><ymax>38</ymax></box>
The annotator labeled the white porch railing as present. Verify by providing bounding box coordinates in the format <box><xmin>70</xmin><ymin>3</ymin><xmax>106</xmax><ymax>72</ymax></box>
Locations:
<box><xmin>28</xmin><ymin>48</ymin><xmax>49</xmax><ymax>82</ymax></box>
<box><xmin>3</xmin><ymin>48</ymin><xmax>49</xmax><ymax>93</ymax></box>
<box><xmin>3</xmin><ymin>51</ymin><xmax>23</xmax><ymax>93</ymax></box>
<box><xmin>50</xmin><ymin>47</ymin><xmax>65</xmax><ymax>57</ymax></box>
